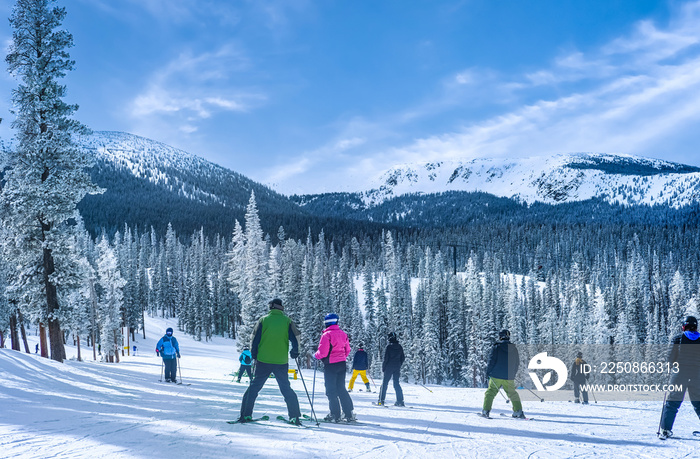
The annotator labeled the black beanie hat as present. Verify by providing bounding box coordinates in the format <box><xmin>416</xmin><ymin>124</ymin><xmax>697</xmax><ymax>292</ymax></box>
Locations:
<box><xmin>269</xmin><ymin>298</ymin><xmax>284</xmax><ymax>311</ymax></box>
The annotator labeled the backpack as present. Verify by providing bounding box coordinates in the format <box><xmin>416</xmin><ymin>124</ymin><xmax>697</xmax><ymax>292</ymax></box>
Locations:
<box><xmin>243</xmin><ymin>354</ymin><xmax>251</xmax><ymax>365</ymax></box>
<box><xmin>161</xmin><ymin>336</ymin><xmax>176</xmax><ymax>357</ymax></box>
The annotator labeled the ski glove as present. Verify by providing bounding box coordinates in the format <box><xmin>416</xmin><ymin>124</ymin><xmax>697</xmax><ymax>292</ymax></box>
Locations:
<box><xmin>290</xmin><ymin>350</ymin><xmax>299</xmax><ymax>359</ymax></box>
<box><xmin>177</xmin><ymin>352</ymin><xmax>181</xmax><ymax>359</ymax></box>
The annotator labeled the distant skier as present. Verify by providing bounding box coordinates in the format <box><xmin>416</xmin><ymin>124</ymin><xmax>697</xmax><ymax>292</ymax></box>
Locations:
<box><xmin>571</xmin><ymin>351</ymin><xmax>589</xmax><ymax>404</ymax></box>
<box><xmin>156</xmin><ymin>327</ymin><xmax>181</xmax><ymax>383</ymax></box>
<box><xmin>377</xmin><ymin>332</ymin><xmax>405</xmax><ymax>406</ymax></box>
<box><xmin>480</xmin><ymin>329</ymin><xmax>525</xmax><ymax>419</ymax></box>
<box><xmin>348</xmin><ymin>343</ymin><xmax>371</xmax><ymax>393</ymax></box>
<box><xmin>236</xmin><ymin>346</ymin><xmax>253</xmax><ymax>383</ymax></box>
<box><xmin>658</xmin><ymin>316</ymin><xmax>700</xmax><ymax>440</ymax></box>
<box><xmin>314</xmin><ymin>313</ymin><xmax>355</xmax><ymax>422</ymax></box>
<box><xmin>237</xmin><ymin>299</ymin><xmax>303</xmax><ymax>425</ymax></box>
<box><xmin>35</xmin><ymin>343</ymin><xmax>39</xmax><ymax>354</ymax></box>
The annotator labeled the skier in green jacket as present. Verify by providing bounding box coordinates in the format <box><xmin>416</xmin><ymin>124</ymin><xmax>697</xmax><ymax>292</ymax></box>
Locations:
<box><xmin>237</xmin><ymin>298</ymin><xmax>303</xmax><ymax>425</ymax></box>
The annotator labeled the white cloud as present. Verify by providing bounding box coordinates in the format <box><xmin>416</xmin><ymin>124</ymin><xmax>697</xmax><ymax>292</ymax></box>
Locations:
<box><xmin>127</xmin><ymin>45</ymin><xmax>264</xmax><ymax>131</ymax></box>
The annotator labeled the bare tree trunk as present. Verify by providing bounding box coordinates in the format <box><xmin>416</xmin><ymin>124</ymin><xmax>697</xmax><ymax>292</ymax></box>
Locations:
<box><xmin>114</xmin><ymin>335</ymin><xmax>120</xmax><ymax>363</ymax></box>
<box><xmin>76</xmin><ymin>335</ymin><xmax>82</xmax><ymax>362</ymax></box>
<box><xmin>18</xmin><ymin>309</ymin><xmax>30</xmax><ymax>353</ymax></box>
<box><xmin>9</xmin><ymin>312</ymin><xmax>20</xmax><ymax>351</ymax></box>
<box><xmin>39</xmin><ymin>323</ymin><xmax>48</xmax><ymax>358</ymax></box>
<box><xmin>0</xmin><ymin>330</ymin><xmax>5</xmax><ymax>348</ymax></box>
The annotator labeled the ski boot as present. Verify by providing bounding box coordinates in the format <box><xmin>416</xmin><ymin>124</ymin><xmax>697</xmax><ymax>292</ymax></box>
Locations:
<box><xmin>289</xmin><ymin>417</ymin><xmax>303</xmax><ymax>426</ymax></box>
<box><xmin>658</xmin><ymin>429</ymin><xmax>673</xmax><ymax>440</ymax></box>
<box><xmin>323</xmin><ymin>413</ymin><xmax>340</xmax><ymax>423</ymax></box>
<box><xmin>348</xmin><ymin>389</ymin><xmax>353</xmax><ymax>392</ymax></box>
<box><xmin>582</xmin><ymin>401</ymin><xmax>589</xmax><ymax>405</ymax></box>
<box><xmin>237</xmin><ymin>415</ymin><xmax>254</xmax><ymax>423</ymax></box>
<box><xmin>512</xmin><ymin>410</ymin><xmax>526</xmax><ymax>419</ymax></box>
<box><xmin>344</xmin><ymin>411</ymin><xmax>357</xmax><ymax>422</ymax></box>
<box><xmin>574</xmin><ymin>399</ymin><xmax>580</xmax><ymax>403</ymax></box>
<box><xmin>479</xmin><ymin>409</ymin><xmax>490</xmax><ymax>418</ymax></box>
<box><xmin>365</xmin><ymin>383</ymin><xmax>372</xmax><ymax>392</ymax></box>
<box><xmin>376</xmin><ymin>400</ymin><xmax>385</xmax><ymax>406</ymax></box>
<box><xmin>394</xmin><ymin>401</ymin><xmax>405</xmax><ymax>407</ymax></box>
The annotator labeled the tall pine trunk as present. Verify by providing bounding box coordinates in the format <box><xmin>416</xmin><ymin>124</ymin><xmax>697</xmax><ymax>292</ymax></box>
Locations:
<box><xmin>9</xmin><ymin>312</ymin><xmax>20</xmax><ymax>351</ymax></box>
<box><xmin>43</xmin><ymin>241</ymin><xmax>66</xmax><ymax>362</ymax></box>
<box><xmin>18</xmin><ymin>309</ymin><xmax>30</xmax><ymax>353</ymax></box>
<box><xmin>39</xmin><ymin>323</ymin><xmax>48</xmax><ymax>358</ymax></box>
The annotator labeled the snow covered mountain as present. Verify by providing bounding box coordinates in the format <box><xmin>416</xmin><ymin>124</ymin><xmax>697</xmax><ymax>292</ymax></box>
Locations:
<box><xmin>75</xmin><ymin>131</ymin><xmax>308</xmax><ymax>236</ymax></box>
<box><xmin>78</xmin><ymin>131</ymin><xmax>285</xmax><ymax>209</ymax></box>
<box><xmin>361</xmin><ymin>153</ymin><xmax>700</xmax><ymax>208</ymax></box>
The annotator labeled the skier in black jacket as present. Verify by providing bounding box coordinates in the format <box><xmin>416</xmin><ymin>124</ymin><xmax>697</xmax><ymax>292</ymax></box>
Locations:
<box><xmin>377</xmin><ymin>332</ymin><xmax>405</xmax><ymax>406</ymax></box>
<box><xmin>571</xmin><ymin>351</ymin><xmax>589</xmax><ymax>404</ymax></box>
<box><xmin>658</xmin><ymin>316</ymin><xmax>700</xmax><ymax>440</ymax></box>
<box><xmin>481</xmin><ymin>329</ymin><xmax>525</xmax><ymax>418</ymax></box>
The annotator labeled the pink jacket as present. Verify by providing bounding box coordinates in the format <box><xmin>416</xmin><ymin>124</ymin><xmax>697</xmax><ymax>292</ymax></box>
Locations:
<box><xmin>314</xmin><ymin>325</ymin><xmax>351</xmax><ymax>364</ymax></box>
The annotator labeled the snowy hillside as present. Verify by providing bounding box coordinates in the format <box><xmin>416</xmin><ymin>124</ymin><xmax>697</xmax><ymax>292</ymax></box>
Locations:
<box><xmin>362</xmin><ymin>153</ymin><xmax>700</xmax><ymax>207</ymax></box>
<box><xmin>78</xmin><ymin>131</ymin><xmax>286</xmax><ymax>209</ymax></box>
<box><xmin>1</xmin><ymin>316</ymin><xmax>698</xmax><ymax>458</ymax></box>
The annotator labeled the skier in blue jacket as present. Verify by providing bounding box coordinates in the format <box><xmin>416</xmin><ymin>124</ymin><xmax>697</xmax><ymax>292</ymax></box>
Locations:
<box><xmin>156</xmin><ymin>327</ymin><xmax>181</xmax><ymax>383</ymax></box>
<box><xmin>237</xmin><ymin>346</ymin><xmax>253</xmax><ymax>383</ymax></box>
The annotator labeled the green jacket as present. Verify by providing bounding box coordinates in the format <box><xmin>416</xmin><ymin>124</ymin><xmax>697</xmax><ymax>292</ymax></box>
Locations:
<box><xmin>250</xmin><ymin>309</ymin><xmax>301</xmax><ymax>365</ymax></box>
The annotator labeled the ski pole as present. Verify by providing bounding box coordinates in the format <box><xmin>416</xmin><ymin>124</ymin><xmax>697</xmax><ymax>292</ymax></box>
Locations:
<box><xmin>369</xmin><ymin>374</ymin><xmax>378</xmax><ymax>389</ymax></box>
<box><xmin>590</xmin><ymin>389</ymin><xmax>597</xmax><ymax>404</ymax></box>
<box><xmin>525</xmin><ymin>386</ymin><xmax>544</xmax><ymax>402</ymax></box>
<box><xmin>311</xmin><ymin>359</ymin><xmax>317</xmax><ymax>409</ymax></box>
<box><xmin>177</xmin><ymin>357</ymin><xmax>184</xmax><ymax>385</ymax></box>
<box><xmin>296</xmin><ymin>357</ymin><xmax>320</xmax><ymax>426</ymax></box>
<box><xmin>499</xmin><ymin>388</ymin><xmax>510</xmax><ymax>404</ymax></box>
<box><xmin>657</xmin><ymin>392</ymin><xmax>668</xmax><ymax>437</ymax></box>
<box><xmin>420</xmin><ymin>383</ymin><xmax>433</xmax><ymax>393</ymax></box>
<box><xmin>160</xmin><ymin>359</ymin><xmax>164</xmax><ymax>382</ymax></box>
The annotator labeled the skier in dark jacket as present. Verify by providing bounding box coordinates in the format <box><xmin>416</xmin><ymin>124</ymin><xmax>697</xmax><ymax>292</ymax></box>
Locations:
<box><xmin>481</xmin><ymin>329</ymin><xmax>525</xmax><ymax>418</ymax></box>
<box><xmin>571</xmin><ymin>351</ymin><xmax>590</xmax><ymax>404</ymax></box>
<box><xmin>348</xmin><ymin>344</ymin><xmax>371</xmax><ymax>392</ymax></box>
<box><xmin>156</xmin><ymin>327</ymin><xmax>181</xmax><ymax>383</ymax></box>
<box><xmin>236</xmin><ymin>346</ymin><xmax>253</xmax><ymax>383</ymax></box>
<box><xmin>658</xmin><ymin>316</ymin><xmax>700</xmax><ymax>440</ymax></box>
<box><xmin>377</xmin><ymin>332</ymin><xmax>405</xmax><ymax>406</ymax></box>
<box><xmin>237</xmin><ymin>299</ymin><xmax>303</xmax><ymax>425</ymax></box>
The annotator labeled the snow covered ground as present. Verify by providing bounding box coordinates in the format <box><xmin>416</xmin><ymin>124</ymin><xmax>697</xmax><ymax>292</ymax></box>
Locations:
<box><xmin>2</xmin><ymin>316</ymin><xmax>699</xmax><ymax>458</ymax></box>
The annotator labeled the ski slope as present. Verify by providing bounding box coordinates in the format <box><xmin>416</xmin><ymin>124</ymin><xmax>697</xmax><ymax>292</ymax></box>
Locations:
<box><xmin>1</xmin><ymin>317</ymin><xmax>698</xmax><ymax>458</ymax></box>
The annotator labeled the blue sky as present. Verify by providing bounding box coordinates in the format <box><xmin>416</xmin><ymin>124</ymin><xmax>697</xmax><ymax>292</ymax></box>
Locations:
<box><xmin>2</xmin><ymin>0</ymin><xmax>700</xmax><ymax>194</ymax></box>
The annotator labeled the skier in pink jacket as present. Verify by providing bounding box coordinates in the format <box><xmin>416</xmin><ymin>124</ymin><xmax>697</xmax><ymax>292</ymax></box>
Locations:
<box><xmin>314</xmin><ymin>313</ymin><xmax>355</xmax><ymax>422</ymax></box>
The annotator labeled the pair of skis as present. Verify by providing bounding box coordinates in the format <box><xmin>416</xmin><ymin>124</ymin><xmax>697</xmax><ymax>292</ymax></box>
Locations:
<box><xmin>227</xmin><ymin>415</ymin><xmax>312</xmax><ymax>428</ymax></box>
<box><xmin>226</xmin><ymin>414</ymin><xmax>375</xmax><ymax>428</ymax></box>
<box><xmin>476</xmin><ymin>412</ymin><xmax>535</xmax><ymax>421</ymax></box>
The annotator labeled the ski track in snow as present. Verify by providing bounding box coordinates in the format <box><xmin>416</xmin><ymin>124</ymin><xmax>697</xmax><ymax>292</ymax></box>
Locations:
<box><xmin>1</xmin><ymin>316</ymin><xmax>698</xmax><ymax>458</ymax></box>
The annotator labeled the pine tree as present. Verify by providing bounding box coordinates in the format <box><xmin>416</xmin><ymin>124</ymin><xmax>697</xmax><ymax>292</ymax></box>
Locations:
<box><xmin>237</xmin><ymin>192</ymin><xmax>269</xmax><ymax>351</ymax></box>
<box><xmin>95</xmin><ymin>235</ymin><xmax>126</xmax><ymax>362</ymax></box>
<box><xmin>2</xmin><ymin>0</ymin><xmax>102</xmax><ymax>361</ymax></box>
